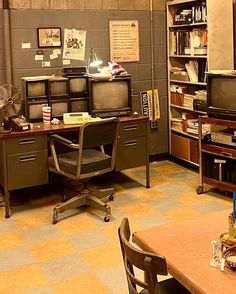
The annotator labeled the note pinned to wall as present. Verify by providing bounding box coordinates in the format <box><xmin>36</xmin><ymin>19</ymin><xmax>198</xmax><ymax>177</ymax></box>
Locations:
<box><xmin>22</xmin><ymin>43</ymin><xmax>31</xmax><ymax>49</ymax></box>
<box><xmin>63</xmin><ymin>59</ymin><xmax>71</xmax><ymax>65</ymax></box>
<box><xmin>109</xmin><ymin>20</ymin><xmax>140</xmax><ymax>62</ymax></box>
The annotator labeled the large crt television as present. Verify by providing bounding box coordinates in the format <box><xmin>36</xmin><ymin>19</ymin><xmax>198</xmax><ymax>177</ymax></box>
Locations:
<box><xmin>89</xmin><ymin>78</ymin><xmax>132</xmax><ymax>117</ymax></box>
<box><xmin>207</xmin><ymin>73</ymin><xmax>236</xmax><ymax>120</ymax></box>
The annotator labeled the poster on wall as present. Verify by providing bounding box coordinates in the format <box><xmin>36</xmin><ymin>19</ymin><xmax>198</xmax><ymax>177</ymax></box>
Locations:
<box><xmin>140</xmin><ymin>89</ymin><xmax>160</xmax><ymax>120</ymax></box>
<box><xmin>109</xmin><ymin>20</ymin><xmax>140</xmax><ymax>62</ymax></box>
<box><xmin>63</xmin><ymin>29</ymin><xmax>86</xmax><ymax>60</ymax></box>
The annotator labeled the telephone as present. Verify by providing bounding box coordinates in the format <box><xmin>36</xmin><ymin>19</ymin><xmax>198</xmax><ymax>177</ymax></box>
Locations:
<box><xmin>3</xmin><ymin>115</ymin><xmax>30</xmax><ymax>132</ymax></box>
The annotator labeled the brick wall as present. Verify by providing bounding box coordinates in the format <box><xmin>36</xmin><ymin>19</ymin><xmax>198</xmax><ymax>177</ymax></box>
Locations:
<box><xmin>1</xmin><ymin>0</ymin><xmax>167</xmax><ymax>10</ymax></box>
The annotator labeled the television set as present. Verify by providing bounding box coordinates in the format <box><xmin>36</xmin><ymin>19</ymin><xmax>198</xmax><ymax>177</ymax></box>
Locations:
<box><xmin>89</xmin><ymin>78</ymin><xmax>132</xmax><ymax>118</ymax></box>
<box><xmin>207</xmin><ymin>73</ymin><xmax>236</xmax><ymax>120</ymax></box>
<box><xmin>50</xmin><ymin>99</ymin><xmax>70</xmax><ymax>118</ymax></box>
<box><xmin>68</xmin><ymin>76</ymin><xmax>88</xmax><ymax>98</ymax></box>
<box><xmin>22</xmin><ymin>77</ymin><xmax>48</xmax><ymax>98</ymax></box>
<box><xmin>48</xmin><ymin>77</ymin><xmax>69</xmax><ymax>98</ymax></box>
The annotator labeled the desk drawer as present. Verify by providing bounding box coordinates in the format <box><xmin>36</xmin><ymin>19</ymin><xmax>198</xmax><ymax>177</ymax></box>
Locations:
<box><xmin>7</xmin><ymin>150</ymin><xmax>48</xmax><ymax>190</ymax></box>
<box><xmin>118</xmin><ymin>122</ymin><xmax>146</xmax><ymax>140</ymax></box>
<box><xmin>115</xmin><ymin>137</ymin><xmax>147</xmax><ymax>171</ymax></box>
<box><xmin>6</xmin><ymin>136</ymin><xmax>47</xmax><ymax>155</ymax></box>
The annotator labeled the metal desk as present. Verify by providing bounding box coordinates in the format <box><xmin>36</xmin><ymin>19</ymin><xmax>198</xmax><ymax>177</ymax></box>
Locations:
<box><xmin>0</xmin><ymin>116</ymin><xmax>150</xmax><ymax>218</ymax></box>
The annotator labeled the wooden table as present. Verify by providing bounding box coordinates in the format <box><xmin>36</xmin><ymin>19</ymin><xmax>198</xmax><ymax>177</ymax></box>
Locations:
<box><xmin>133</xmin><ymin>209</ymin><xmax>236</xmax><ymax>294</ymax></box>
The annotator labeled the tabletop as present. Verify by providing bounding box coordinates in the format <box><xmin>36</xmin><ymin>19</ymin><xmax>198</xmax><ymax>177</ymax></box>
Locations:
<box><xmin>133</xmin><ymin>209</ymin><xmax>236</xmax><ymax>294</ymax></box>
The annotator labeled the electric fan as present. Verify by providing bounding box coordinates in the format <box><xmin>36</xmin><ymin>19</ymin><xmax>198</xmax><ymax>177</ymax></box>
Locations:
<box><xmin>0</xmin><ymin>84</ymin><xmax>29</xmax><ymax>131</ymax></box>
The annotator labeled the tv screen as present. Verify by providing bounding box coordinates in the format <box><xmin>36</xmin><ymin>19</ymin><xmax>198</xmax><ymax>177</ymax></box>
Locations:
<box><xmin>210</xmin><ymin>77</ymin><xmax>236</xmax><ymax>109</ymax></box>
<box><xmin>27</xmin><ymin>81</ymin><xmax>47</xmax><ymax>97</ymax></box>
<box><xmin>69</xmin><ymin>77</ymin><xmax>87</xmax><ymax>94</ymax></box>
<box><xmin>50</xmin><ymin>101</ymin><xmax>69</xmax><ymax>117</ymax></box>
<box><xmin>207</xmin><ymin>74</ymin><xmax>236</xmax><ymax>120</ymax></box>
<box><xmin>90</xmin><ymin>78</ymin><xmax>132</xmax><ymax>117</ymax></box>
<box><xmin>49</xmin><ymin>80</ymin><xmax>68</xmax><ymax>96</ymax></box>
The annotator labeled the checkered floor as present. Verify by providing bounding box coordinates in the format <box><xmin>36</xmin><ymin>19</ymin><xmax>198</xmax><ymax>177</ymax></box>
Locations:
<box><xmin>0</xmin><ymin>160</ymin><xmax>232</xmax><ymax>293</ymax></box>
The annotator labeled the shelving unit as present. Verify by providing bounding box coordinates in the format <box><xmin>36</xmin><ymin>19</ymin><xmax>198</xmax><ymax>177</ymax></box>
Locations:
<box><xmin>166</xmin><ymin>0</ymin><xmax>234</xmax><ymax>165</ymax></box>
<box><xmin>197</xmin><ymin>116</ymin><xmax>236</xmax><ymax>194</ymax></box>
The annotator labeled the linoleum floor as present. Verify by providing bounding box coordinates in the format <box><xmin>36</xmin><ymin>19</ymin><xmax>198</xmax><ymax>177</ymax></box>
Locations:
<box><xmin>0</xmin><ymin>160</ymin><xmax>232</xmax><ymax>293</ymax></box>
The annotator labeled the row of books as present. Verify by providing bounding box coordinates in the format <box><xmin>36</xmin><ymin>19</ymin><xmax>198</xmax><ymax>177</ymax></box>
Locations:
<box><xmin>171</xmin><ymin>111</ymin><xmax>210</xmax><ymax>136</ymax></box>
<box><xmin>169</xmin><ymin>28</ymin><xmax>207</xmax><ymax>56</ymax></box>
<box><xmin>173</xmin><ymin>4</ymin><xmax>207</xmax><ymax>25</ymax></box>
<box><xmin>170</xmin><ymin>59</ymin><xmax>207</xmax><ymax>83</ymax></box>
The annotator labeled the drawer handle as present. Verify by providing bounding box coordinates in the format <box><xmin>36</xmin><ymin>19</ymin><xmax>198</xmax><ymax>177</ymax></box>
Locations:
<box><xmin>20</xmin><ymin>155</ymin><xmax>36</xmax><ymax>162</ymax></box>
<box><xmin>124</xmin><ymin>125</ymin><xmax>137</xmax><ymax>132</ymax></box>
<box><xmin>124</xmin><ymin>140</ymin><xmax>137</xmax><ymax>147</ymax></box>
<box><xmin>221</xmin><ymin>152</ymin><xmax>232</xmax><ymax>157</ymax></box>
<box><xmin>19</xmin><ymin>138</ymin><xmax>36</xmax><ymax>145</ymax></box>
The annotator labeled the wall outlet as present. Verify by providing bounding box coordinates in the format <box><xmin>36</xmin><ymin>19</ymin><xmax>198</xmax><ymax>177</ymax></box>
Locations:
<box><xmin>150</xmin><ymin>119</ymin><xmax>158</xmax><ymax>129</ymax></box>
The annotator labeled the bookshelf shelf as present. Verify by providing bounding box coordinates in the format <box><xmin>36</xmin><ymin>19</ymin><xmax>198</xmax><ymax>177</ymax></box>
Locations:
<box><xmin>171</xmin><ymin>128</ymin><xmax>198</xmax><ymax>139</ymax></box>
<box><xmin>167</xmin><ymin>0</ymin><xmax>234</xmax><ymax>166</ymax></box>
<box><xmin>170</xmin><ymin>22</ymin><xmax>207</xmax><ymax>28</ymax></box>
<box><xmin>170</xmin><ymin>80</ymin><xmax>207</xmax><ymax>86</ymax></box>
<box><xmin>169</xmin><ymin>55</ymin><xmax>207</xmax><ymax>59</ymax></box>
<box><xmin>170</xmin><ymin>103</ymin><xmax>193</xmax><ymax>111</ymax></box>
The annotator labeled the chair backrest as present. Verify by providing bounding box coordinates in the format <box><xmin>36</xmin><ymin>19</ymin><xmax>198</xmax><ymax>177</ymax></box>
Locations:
<box><xmin>77</xmin><ymin>117</ymin><xmax>119</xmax><ymax>178</ymax></box>
<box><xmin>118</xmin><ymin>218</ymin><xmax>168</xmax><ymax>294</ymax></box>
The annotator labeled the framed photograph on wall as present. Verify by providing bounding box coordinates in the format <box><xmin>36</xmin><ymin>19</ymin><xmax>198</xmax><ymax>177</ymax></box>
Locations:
<box><xmin>37</xmin><ymin>27</ymin><xmax>62</xmax><ymax>48</ymax></box>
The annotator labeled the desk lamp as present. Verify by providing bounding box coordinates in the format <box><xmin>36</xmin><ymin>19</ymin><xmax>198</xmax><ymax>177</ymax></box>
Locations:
<box><xmin>88</xmin><ymin>48</ymin><xmax>103</xmax><ymax>74</ymax></box>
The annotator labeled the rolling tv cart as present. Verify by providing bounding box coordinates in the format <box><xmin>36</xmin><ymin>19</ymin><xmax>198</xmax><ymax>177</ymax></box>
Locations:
<box><xmin>197</xmin><ymin>115</ymin><xmax>236</xmax><ymax>194</ymax></box>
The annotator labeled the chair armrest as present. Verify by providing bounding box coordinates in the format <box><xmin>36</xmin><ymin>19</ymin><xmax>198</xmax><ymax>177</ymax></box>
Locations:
<box><xmin>49</xmin><ymin>134</ymin><xmax>79</xmax><ymax>174</ymax></box>
<box><xmin>49</xmin><ymin>134</ymin><xmax>79</xmax><ymax>149</ymax></box>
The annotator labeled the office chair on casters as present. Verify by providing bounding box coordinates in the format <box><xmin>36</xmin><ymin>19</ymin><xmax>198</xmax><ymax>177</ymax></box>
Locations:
<box><xmin>118</xmin><ymin>218</ymin><xmax>191</xmax><ymax>294</ymax></box>
<box><xmin>48</xmin><ymin>118</ymin><xmax>119</xmax><ymax>224</ymax></box>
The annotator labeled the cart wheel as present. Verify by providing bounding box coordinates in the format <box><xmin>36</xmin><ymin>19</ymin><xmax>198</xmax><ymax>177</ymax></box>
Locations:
<box><xmin>104</xmin><ymin>214</ymin><xmax>111</xmax><ymax>222</ymax></box>
<box><xmin>196</xmin><ymin>185</ymin><xmax>204</xmax><ymax>195</ymax></box>
<box><xmin>109</xmin><ymin>193</ymin><xmax>115</xmax><ymax>201</ymax></box>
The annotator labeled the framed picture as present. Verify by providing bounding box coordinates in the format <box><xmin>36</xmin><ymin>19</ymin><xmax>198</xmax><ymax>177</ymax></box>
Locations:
<box><xmin>37</xmin><ymin>27</ymin><xmax>62</xmax><ymax>48</ymax></box>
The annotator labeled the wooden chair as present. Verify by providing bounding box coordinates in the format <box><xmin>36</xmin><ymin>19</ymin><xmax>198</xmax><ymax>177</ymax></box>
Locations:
<box><xmin>48</xmin><ymin>118</ymin><xmax>119</xmax><ymax>224</ymax></box>
<box><xmin>118</xmin><ymin>218</ymin><xmax>191</xmax><ymax>294</ymax></box>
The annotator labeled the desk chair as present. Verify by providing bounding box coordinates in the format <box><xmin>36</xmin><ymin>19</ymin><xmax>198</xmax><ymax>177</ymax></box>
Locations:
<box><xmin>118</xmin><ymin>218</ymin><xmax>191</xmax><ymax>294</ymax></box>
<box><xmin>48</xmin><ymin>118</ymin><xmax>119</xmax><ymax>224</ymax></box>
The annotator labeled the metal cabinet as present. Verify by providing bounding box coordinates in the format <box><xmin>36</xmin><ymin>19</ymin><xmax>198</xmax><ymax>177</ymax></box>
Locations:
<box><xmin>2</xmin><ymin>135</ymin><xmax>48</xmax><ymax>191</ymax></box>
<box><xmin>115</xmin><ymin>121</ymin><xmax>148</xmax><ymax>174</ymax></box>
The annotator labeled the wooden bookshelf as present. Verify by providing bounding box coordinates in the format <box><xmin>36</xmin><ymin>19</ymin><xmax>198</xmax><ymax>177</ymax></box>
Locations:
<box><xmin>167</xmin><ymin>0</ymin><xmax>234</xmax><ymax>166</ymax></box>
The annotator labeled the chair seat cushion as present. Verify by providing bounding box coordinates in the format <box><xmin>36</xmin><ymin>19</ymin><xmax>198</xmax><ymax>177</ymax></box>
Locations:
<box><xmin>139</xmin><ymin>277</ymin><xmax>190</xmax><ymax>294</ymax></box>
<box><xmin>48</xmin><ymin>149</ymin><xmax>112</xmax><ymax>176</ymax></box>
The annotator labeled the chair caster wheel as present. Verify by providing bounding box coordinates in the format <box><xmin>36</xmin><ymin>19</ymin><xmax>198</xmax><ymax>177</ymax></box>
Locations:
<box><xmin>52</xmin><ymin>209</ymin><xmax>58</xmax><ymax>224</ymax></box>
<box><xmin>196</xmin><ymin>185</ymin><xmax>204</xmax><ymax>195</ymax></box>
<box><xmin>104</xmin><ymin>214</ymin><xmax>111</xmax><ymax>222</ymax></box>
<box><xmin>109</xmin><ymin>193</ymin><xmax>115</xmax><ymax>201</ymax></box>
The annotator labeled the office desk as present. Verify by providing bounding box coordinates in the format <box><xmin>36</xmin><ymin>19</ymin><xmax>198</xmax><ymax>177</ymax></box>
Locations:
<box><xmin>0</xmin><ymin>116</ymin><xmax>150</xmax><ymax>218</ymax></box>
<box><xmin>133</xmin><ymin>209</ymin><xmax>236</xmax><ymax>294</ymax></box>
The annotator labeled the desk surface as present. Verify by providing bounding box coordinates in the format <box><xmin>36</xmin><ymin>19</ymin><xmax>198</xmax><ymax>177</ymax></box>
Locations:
<box><xmin>133</xmin><ymin>209</ymin><xmax>236</xmax><ymax>294</ymax></box>
<box><xmin>0</xmin><ymin>116</ymin><xmax>148</xmax><ymax>139</ymax></box>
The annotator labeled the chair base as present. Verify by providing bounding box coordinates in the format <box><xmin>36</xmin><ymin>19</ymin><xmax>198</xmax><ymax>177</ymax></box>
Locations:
<box><xmin>52</xmin><ymin>184</ymin><xmax>114</xmax><ymax>224</ymax></box>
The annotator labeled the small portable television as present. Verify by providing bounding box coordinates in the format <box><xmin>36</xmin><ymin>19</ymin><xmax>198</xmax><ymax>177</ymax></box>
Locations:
<box><xmin>22</xmin><ymin>77</ymin><xmax>49</xmax><ymax>122</ymax></box>
<box><xmin>22</xmin><ymin>77</ymin><xmax>48</xmax><ymax>98</ymax></box>
<box><xmin>48</xmin><ymin>76</ymin><xmax>70</xmax><ymax>118</ymax></box>
<box><xmin>48</xmin><ymin>76</ymin><xmax>69</xmax><ymax>98</ymax></box>
<box><xmin>67</xmin><ymin>75</ymin><xmax>89</xmax><ymax>98</ymax></box>
<box><xmin>207</xmin><ymin>73</ymin><xmax>236</xmax><ymax>120</ymax></box>
<box><xmin>89</xmin><ymin>77</ymin><xmax>132</xmax><ymax>118</ymax></box>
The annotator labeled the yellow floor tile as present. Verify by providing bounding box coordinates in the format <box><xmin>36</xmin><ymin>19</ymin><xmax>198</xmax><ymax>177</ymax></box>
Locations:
<box><xmin>53</xmin><ymin>273</ymin><xmax>109</xmax><ymax>294</ymax></box>
<box><xmin>164</xmin><ymin>206</ymin><xmax>200</xmax><ymax>222</ymax></box>
<box><xmin>80</xmin><ymin>243</ymin><xmax>122</xmax><ymax>270</ymax></box>
<box><xmin>57</xmin><ymin>214</ymin><xmax>97</xmax><ymax>236</ymax></box>
<box><xmin>29</xmin><ymin>238</ymin><xmax>77</xmax><ymax>262</ymax></box>
<box><xmin>120</xmin><ymin>203</ymin><xmax>157</xmax><ymax>218</ymax></box>
<box><xmin>0</xmin><ymin>264</ymin><xmax>47</xmax><ymax>293</ymax></box>
<box><xmin>0</xmin><ymin>232</ymin><xmax>25</xmax><ymax>252</ymax></box>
